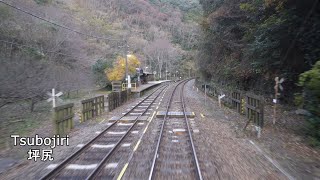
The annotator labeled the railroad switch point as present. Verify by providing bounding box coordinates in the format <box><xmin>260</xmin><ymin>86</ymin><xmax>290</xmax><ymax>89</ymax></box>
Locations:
<box><xmin>156</xmin><ymin>111</ymin><xmax>195</xmax><ymax>118</ymax></box>
<box><xmin>109</xmin><ymin>116</ymin><xmax>120</xmax><ymax>122</ymax></box>
<box><xmin>137</xmin><ymin>116</ymin><xmax>149</xmax><ymax>121</ymax></box>
<box><xmin>120</xmin><ymin>116</ymin><xmax>138</xmax><ymax>122</ymax></box>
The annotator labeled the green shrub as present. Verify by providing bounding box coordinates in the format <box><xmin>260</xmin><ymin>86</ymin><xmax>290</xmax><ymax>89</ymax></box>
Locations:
<box><xmin>0</xmin><ymin>5</ymin><xmax>11</xmax><ymax>20</ymax></box>
<box><xmin>298</xmin><ymin>60</ymin><xmax>320</xmax><ymax>146</ymax></box>
<box><xmin>92</xmin><ymin>59</ymin><xmax>112</xmax><ymax>88</ymax></box>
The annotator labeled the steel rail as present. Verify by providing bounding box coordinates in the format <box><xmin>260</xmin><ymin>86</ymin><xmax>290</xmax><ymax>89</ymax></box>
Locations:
<box><xmin>148</xmin><ymin>80</ymin><xmax>187</xmax><ymax>180</ymax></box>
<box><xmin>86</xmin><ymin>85</ymin><xmax>168</xmax><ymax>179</ymax></box>
<box><xmin>116</xmin><ymin>86</ymin><xmax>170</xmax><ymax>180</ymax></box>
<box><xmin>40</xmin><ymin>84</ymin><xmax>167</xmax><ymax>180</ymax></box>
<box><xmin>181</xmin><ymin>79</ymin><xmax>203</xmax><ymax>180</ymax></box>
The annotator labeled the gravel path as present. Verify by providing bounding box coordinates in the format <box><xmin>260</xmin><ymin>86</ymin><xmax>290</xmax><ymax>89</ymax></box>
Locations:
<box><xmin>191</xmin><ymin>80</ymin><xmax>320</xmax><ymax>179</ymax></box>
<box><xmin>183</xmin><ymin>80</ymin><xmax>289</xmax><ymax>179</ymax></box>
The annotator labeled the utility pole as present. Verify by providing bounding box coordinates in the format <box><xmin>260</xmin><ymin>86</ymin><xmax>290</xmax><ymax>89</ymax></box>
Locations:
<box><xmin>119</xmin><ymin>38</ymin><xmax>130</xmax><ymax>101</ymax></box>
<box><xmin>118</xmin><ymin>39</ymin><xmax>129</xmax><ymax>85</ymax></box>
<box><xmin>125</xmin><ymin>42</ymin><xmax>128</xmax><ymax>82</ymax></box>
<box><xmin>125</xmin><ymin>40</ymin><xmax>129</xmax><ymax>88</ymax></box>
<box><xmin>125</xmin><ymin>40</ymin><xmax>130</xmax><ymax>102</ymax></box>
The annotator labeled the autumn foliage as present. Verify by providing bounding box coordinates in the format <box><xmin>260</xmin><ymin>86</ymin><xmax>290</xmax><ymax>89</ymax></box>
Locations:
<box><xmin>106</xmin><ymin>55</ymin><xmax>140</xmax><ymax>81</ymax></box>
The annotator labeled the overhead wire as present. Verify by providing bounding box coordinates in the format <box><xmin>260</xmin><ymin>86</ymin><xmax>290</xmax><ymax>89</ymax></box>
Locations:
<box><xmin>0</xmin><ymin>0</ymin><xmax>124</xmax><ymax>68</ymax></box>
<box><xmin>0</xmin><ymin>40</ymin><xmax>95</xmax><ymax>96</ymax></box>
<box><xmin>0</xmin><ymin>1</ymin><xmax>108</xmax><ymax>105</ymax></box>
<box><xmin>0</xmin><ymin>39</ymin><xmax>105</xmax><ymax>72</ymax></box>
<box><xmin>0</xmin><ymin>39</ymin><xmax>92</xmax><ymax>60</ymax></box>
<box><xmin>0</xmin><ymin>0</ymin><xmax>121</xmax><ymax>42</ymax></box>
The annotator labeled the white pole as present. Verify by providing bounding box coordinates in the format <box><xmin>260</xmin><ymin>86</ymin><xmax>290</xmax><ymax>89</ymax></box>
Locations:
<box><xmin>128</xmin><ymin>75</ymin><xmax>131</xmax><ymax>88</ymax></box>
<box><xmin>218</xmin><ymin>94</ymin><xmax>226</xmax><ymax>108</ymax></box>
<box><xmin>52</xmin><ymin>88</ymin><xmax>56</xmax><ymax>108</ymax></box>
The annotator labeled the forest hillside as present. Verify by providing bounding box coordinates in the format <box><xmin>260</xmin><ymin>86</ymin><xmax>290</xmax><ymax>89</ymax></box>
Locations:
<box><xmin>0</xmin><ymin>0</ymin><xmax>201</xmax><ymax>107</ymax></box>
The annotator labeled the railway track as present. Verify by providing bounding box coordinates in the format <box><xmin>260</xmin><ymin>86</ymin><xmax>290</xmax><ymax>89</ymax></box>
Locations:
<box><xmin>40</xmin><ymin>84</ymin><xmax>168</xmax><ymax>180</ymax></box>
<box><xmin>148</xmin><ymin>79</ymin><xmax>203</xmax><ymax>180</ymax></box>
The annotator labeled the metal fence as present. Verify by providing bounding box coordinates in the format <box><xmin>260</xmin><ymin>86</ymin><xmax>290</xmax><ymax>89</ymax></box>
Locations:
<box><xmin>195</xmin><ymin>78</ymin><xmax>264</xmax><ymax>130</ymax></box>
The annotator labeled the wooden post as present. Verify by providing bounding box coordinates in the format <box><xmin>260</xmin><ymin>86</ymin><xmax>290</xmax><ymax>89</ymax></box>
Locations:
<box><xmin>96</xmin><ymin>97</ymin><xmax>99</xmax><ymax>115</ymax></box>
<box><xmin>273</xmin><ymin>77</ymin><xmax>284</xmax><ymax>125</ymax></box>
<box><xmin>94</xmin><ymin>97</ymin><xmax>97</xmax><ymax>116</ymax></box>
<box><xmin>102</xmin><ymin>96</ymin><xmax>105</xmax><ymax>113</ymax></box>
<box><xmin>69</xmin><ymin>107</ymin><xmax>73</xmax><ymax>130</ymax></box>
<box><xmin>53</xmin><ymin>103</ymin><xmax>74</xmax><ymax>135</ymax></box>
<box><xmin>260</xmin><ymin>99</ymin><xmax>264</xmax><ymax>128</ymax></box>
<box><xmin>82</xmin><ymin>103</ymin><xmax>85</xmax><ymax>122</ymax></box>
<box><xmin>273</xmin><ymin>78</ymin><xmax>278</xmax><ymax>125</ymax></box>
<box><xmin>204</xmin><ymin>84</ymin><xmax>207</xmax><ymax>106</ymax></box>
<box><xmin>53</xmin><ymin>109</ymin><xmax>59</xmax><ymax>134</ymax></box>
<box><xmin>241</xmin><ymin>98</ymin><xmax>245</xmax><ymax>115</ymax></box>
<box><xmin>30</xmin><ymin>98</ymin><xmax>36</xmax><ymax>112</ymax></box>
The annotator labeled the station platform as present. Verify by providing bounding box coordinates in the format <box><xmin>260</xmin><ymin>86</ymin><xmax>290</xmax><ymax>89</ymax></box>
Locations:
<box><xmin>131</xmin><ymin>80</ymin><xmax>171</xmax><ymax>97</ymax></box>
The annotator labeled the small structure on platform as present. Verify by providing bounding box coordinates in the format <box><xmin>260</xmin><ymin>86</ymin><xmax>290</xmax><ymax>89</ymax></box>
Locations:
<box><xmin>112</xmin><ymin>81</ymin><xmax>122</xmax><ymax>92</ymax></box>
<box><xmin>140</xmin><ymin>71</ymin><xmax>155</xmax><ymax>84</ymax></box>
